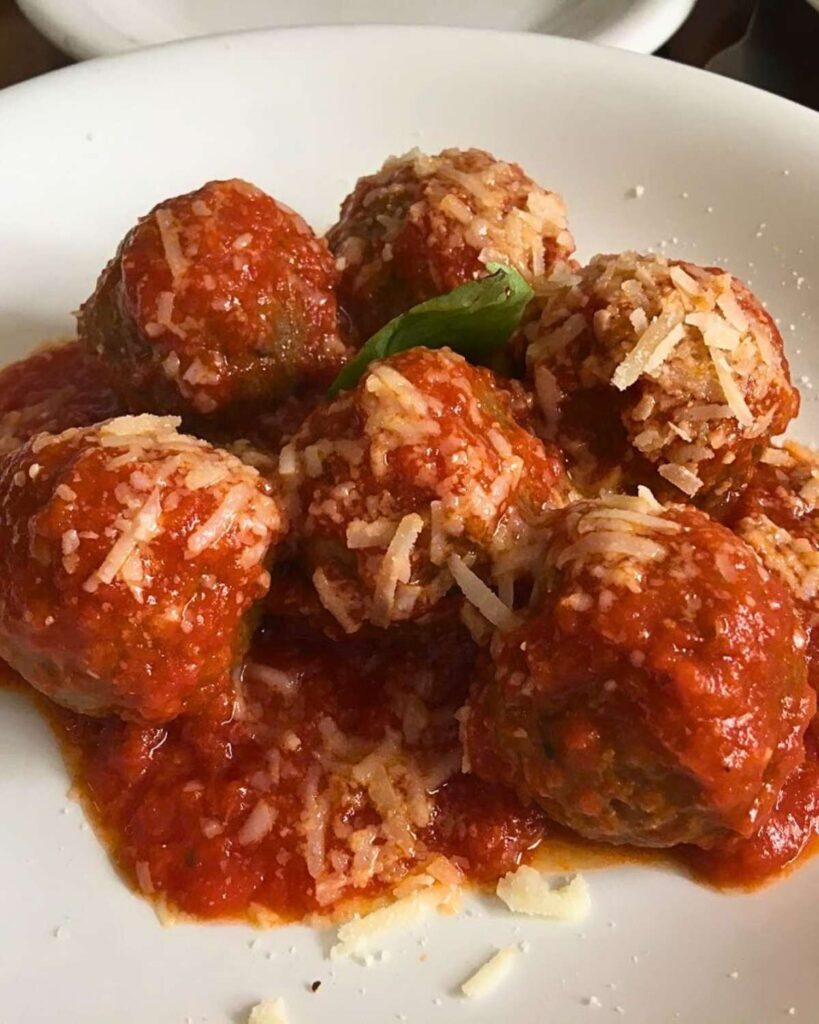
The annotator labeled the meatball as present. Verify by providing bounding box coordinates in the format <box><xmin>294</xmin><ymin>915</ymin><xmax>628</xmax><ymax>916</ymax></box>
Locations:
<box><xmin>327</xmin><ymin>148</ymin><xmax>576</xmax><ymax>338</ymax></box>
<box><xmin>730</xmin><ymin>440</ymin><xmax>819</xmax><ymax>684</ymax></box>
<box><xmin>464</xmin><ymin>490</ymin><xmax>814</xmax><ymax>848</ymax></box>
<box><xmin>279</xmin><ymin>347</ymin><xmax>570</xmax><ymax>633</ymax></box>
<box><xmin>527</xmin><ymin>252</ymin><xmax>798</xmax><ymax>511</ymax></box>
<box><xmin>78</xmin><ymin>179</ymin><xmax>348</xmax><ymax>423</ymax></box>
<box><xmin>0</xmin><ymin>341</ymin><xmax>123</xmax><ymax>457</ymax></box>
<box><xmin>0</xmin><ymin>414</ymin><xmax>286</xmax><ymax>722</ymax></box>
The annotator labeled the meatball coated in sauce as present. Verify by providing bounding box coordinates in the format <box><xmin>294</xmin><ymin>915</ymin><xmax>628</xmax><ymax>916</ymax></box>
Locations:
<box><xmin>730</xmin><ymin>440</ymin><xmax>819</xmax><ymax>685</ymax></box>
<box><xmin>527</xmin><ymin>252</ymin><xmax>798</xmax><ymax>511</ymax></box>
<box><xmin>0</xmin><ymin>341</ymin><xmax>123</xmax><ymax>457</ymax></box>
<box><xmin>327</xmin><ymin>148</ymin><xmax>576</xmax><ymax>338</ymax></box>
<box><xmin>465</xmin><ymin>491</ymin><xmax>814</xmax><ymax>848</ymax></box>
<box><xmin>0</xmin><ymin>415</ymin><xmax>286</xmax><ymax>723</ymax></box>
<box><xmin>78</xmin><ymin>179</ymin><xmax>348</xmax><ymax>423</ymax></box>
<box><xmin>279</xmin><ymin>347</ymin><xmax>570</xmax><ymax>634</ymax></box>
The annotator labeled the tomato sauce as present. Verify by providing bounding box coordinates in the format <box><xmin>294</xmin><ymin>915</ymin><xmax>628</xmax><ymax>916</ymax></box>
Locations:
<box><xmin>4</xmin><ymin>616</ymin><xmax>819</xmax><ymax>921</ymax></box>
<box><xmin>0</xmin><ymin>340</ymin><xmax>123</xmax><ymax>455</ymax></box>
<box><xmin>681</xmin><ymin>737</ymin><xmax>819</xmax><ymax>888</ymax></box>
<box><xmin>46</xmin><ymin>618</ymin><xmax>545</xmax><ymax>922</ymax></box>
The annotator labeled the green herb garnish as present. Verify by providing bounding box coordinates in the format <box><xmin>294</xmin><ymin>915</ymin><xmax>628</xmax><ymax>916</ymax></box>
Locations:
<box><xmin>329</xmin><ymin>263</ymin><xmax>533</xmax><ymax>396</ymax></box>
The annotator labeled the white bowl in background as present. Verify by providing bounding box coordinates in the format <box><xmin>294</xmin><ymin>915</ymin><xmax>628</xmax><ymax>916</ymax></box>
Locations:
<box><xmin>16</xmin><ymin>0</ymin><xmax>696</xmax><ymax>59</ymax></box>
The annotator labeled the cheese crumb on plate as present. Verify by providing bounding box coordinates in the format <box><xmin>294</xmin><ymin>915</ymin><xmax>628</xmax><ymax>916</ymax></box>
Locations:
<box><xmin>247</xmin><ymin>998</ymin><xmax>289</xmax><ymax>1024</ymax></box>
<box><xmin>330</xmin><ymin>884</ymin><xmax>457</xmax><ymax>962</ymax></box>
<box><xmin>461</xmin><ymin>946</ymin><xmax>519</xmax><ymax>999</ymax></box>
<box><xmin>496</xmin><ymin>866</ymin><xmax>591</xmax><ymax>921</ymax></box>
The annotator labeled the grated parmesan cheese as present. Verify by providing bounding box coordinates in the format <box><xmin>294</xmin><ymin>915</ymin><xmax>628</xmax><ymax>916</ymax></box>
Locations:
<box><xmin>760</xmin><ymin>446</ymin><xmax>795</xmax><ymax>467</ymax></box>
<box><xmin>372</xmin><ymin>513</ymin><xmax>424</xmax><ymax>625</ymax></box>
<box><xmin>578</xmin><ymin>507</ymin><xmax>680</xmax><ymax>535</ymax></box>
<box><xmin>684</xmin><ymin>403</ymin><xmax>734</xmax><ymax>421</ymax></box>
<box><xmin>186</xmin><ymin>483</ymin><xmax>253</xmax><ymax>557</ymax></box>
<box><xmin>668</xmin><ymin>265</ymin><xmax>702</xmax><ymax>296</ymax></box>
<box><xmin>448</xmin><ymin>553</ymin><xmax>517</xmax><ymax>631</ymax></box>
<box><xmin>635</xmin><ymin>486</ymin><xmax>663</xmax><ymax>511</ymax></box>
<box><xmin>685</xmin><ymin>311</ymin><xmax>741</xmax><ymax>352</ymax></box>
<box><xmin>527</xmin><ymin>312</ymin><xmax>586</xmax><ymax>364</ymax></box>
<box><xmin>496</xmin><ymin>866</ymin><xmax>591</xmax><ymax>922</ymax></box>
<box><xmin>312</xmin><ymin>568</ymin><xmax>360</xmax><ymax>634</ymax></box>
<box><xmin>154</xmin><ymin>208</ymin><xmax>189</xmax><ymax>282</ymax></box>
<box><xmin>330</xmin><ymin>886</ymin><xmax>454</xmax><ymax>962</ymax></box>
<box><xmin>461</xmin><ymin>946</ymin><xmax>519</xmax><ymax>999</ymax></box>
<box><xmin>367</xmin><ymin>364</ymin><xmax>430</xmax><ymax>418</ymax></box>
<box><xmin>99</xmin><ymin>413</ymin><xmax>182</xmax><ymax>439</ymax></box>
<box><xmin>738</xmin><ymin>514</ymin><xmax>819</xmax><ymax>603</ymax></box>
<box><xmin>658</xmin><ymin>462</ymin><xmax>704</xmax><ymax>497</ymax></box>
<box><xmin>84</xmin><ymin>488</ymin><xmax>163</xmax><ymax>591</ymax></box>
<box><xmin>135</xmin><ymin>860</ymin><xmax>154</xmax><ymax>895</ymax></box>
<box><xmin>556</xmin><ymin>530</ymin><xmax>667</xmax><ymax>569</ymax></box>
<box><xmin>715</xmin><ymin>285</ymin><xmax>748</xmax><ymax>333</ymax></box>
<box><xmin>612</xmin><ymin>305</ymin><xmax>684</xmax><ymax>391</ymax></box>
<box><xmin>237</xmin><ymin>800</ymin><xmax>276</xmax><ymax>846</ymax></box>
<box><xmin>642</xmin><ymin>323</ymin><xmax>686</xmax><ymax>375</ymax></box>
<box><xmin>629</xmin><ymin>308</ymin><xmax>648</xmax><ymax>333</ymax></box>
<box><xmin>346</xmin><ymin>517</ymin><xmax>398</xmax><ymax>550</ymax></box>
<box><xmin>709</xmin><ymin>349</ymin><xmax>754</xmax><ymax>427</ymax></box>
<box><xmin>247</xmin><ymin>998</ymin><xmax>289</xmax><ymax>1024</ymax></box>
<box><xmin>278</xmin><ymin>442</ymin><xmax>298</xmax><ymax>477</ymax></box>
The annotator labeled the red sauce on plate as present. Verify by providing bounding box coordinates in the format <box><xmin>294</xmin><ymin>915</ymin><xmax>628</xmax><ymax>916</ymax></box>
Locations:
<box><xmin>6</xmin><ymin>616</ymin><xmax>813</xmax><ymax>925</ymax></box>
<box><xmin>46</xmin><ymin>619</ymin><xmax>545</xmax><ymax>921</ymax></box>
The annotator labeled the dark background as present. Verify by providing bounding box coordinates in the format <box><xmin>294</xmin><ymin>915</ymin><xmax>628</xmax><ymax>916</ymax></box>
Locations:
<box><xmin>1</xmin><ymin>0</ymin><xmax>817</xmax><ymax>110</ymax></box>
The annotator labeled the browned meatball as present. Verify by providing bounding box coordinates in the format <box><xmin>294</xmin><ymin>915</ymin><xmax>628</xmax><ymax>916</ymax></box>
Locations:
<box><xmin>526</xmin><ymin>252</ymin><xmax>798</xmax><ymax>512</ymax></box>
<box><xmin>464</xmin><ymin>490</ymin><xmax>813</xmax><ymax>848</ymax></box>
<box><xmin>278</xmin><ymin>347</ymin><xmax>570</xmax><ymax>634</ymax></box>
<box><xmin>730</xmin><ymin>440</ymin><xmax>819</xmax><ymax>688</ymax></box>
<box><xmin>327</xmin><ymin>148</ymin><xmax>576</xmax><ymax>338</ymax></box>
<box><xmin>0</xmin><ymin>414</ymin><xmax>286</xmax><ymax>722</ymax></box>
<box><xmin>78</xmin><ymin>179</ymin><xmax>348</xmax><ymax>424</ymax></box>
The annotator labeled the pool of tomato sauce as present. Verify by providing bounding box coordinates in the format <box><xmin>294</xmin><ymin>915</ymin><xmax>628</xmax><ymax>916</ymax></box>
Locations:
<box><xmin>25</xmin><ymin>617</ymin><xmax>552</xmax><ymax>922</ymax></box>
<box><xmin>2</xmin><ymin>620</ymin><xmax>819</xmax><ymax>922</ymax></box>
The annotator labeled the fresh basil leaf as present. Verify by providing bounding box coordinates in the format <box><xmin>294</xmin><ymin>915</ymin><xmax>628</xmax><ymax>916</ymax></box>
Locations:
<box><xmin>329</xmin><ymin>262</ymin><xmax>533</xmax><ymax>396</ymax></box>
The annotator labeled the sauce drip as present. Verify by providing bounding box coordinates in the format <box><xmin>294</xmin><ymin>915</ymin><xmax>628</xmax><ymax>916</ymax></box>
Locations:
<box><xmin>682</xmin><ymin>736</ymin><xmax>819</xmax><ymax>888</ymax></box>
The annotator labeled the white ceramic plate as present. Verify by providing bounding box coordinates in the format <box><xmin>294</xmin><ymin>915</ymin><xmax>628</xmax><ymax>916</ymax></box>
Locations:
<box><xmin>1</xmin><ymin>26</ymin><xmax>818</xmax><ymax>1024</ymax></box>
<box><xmin>16</xmin><ymin>0</ymin><xmax>697</xmax><ymax>59</ymax></box>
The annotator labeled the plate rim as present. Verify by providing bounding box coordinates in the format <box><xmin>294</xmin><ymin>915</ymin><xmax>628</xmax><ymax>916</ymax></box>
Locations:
<box><xmin>15</xmin><ymin>0</ymin><xmax>697</xmax><ymax>60</ymax></box>
<box><xmin>3</xmin><ymin>22</ymin><xmax>819</xmax><ymax>137</ymax></box>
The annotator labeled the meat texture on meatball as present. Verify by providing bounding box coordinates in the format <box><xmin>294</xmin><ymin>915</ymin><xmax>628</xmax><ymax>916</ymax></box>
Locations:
<box><xmin>730</xmin><ymin>440</ymin><xmax>819</xmax><ymax>684</ymax></box>
<box><xmin>527</xmin><ymin>252</ymin><xmax>798</xmax><ymax>511</ymax></box>
<box><xmin>327</xmin><ymin>147</ymin><xmax>576</xmax><ymax>339</ymax></box>
<box><xmin>0</xmin><ymin>341</ymin><xmax>123</xmax><ymax>457</ymax></box>
<box><xmin>464</xmin><ymin>490</ymin><xmax>814</xmax><ymax>848</ymax></box>
<box><xmin>278</xmin><ymin>347</ymin><xmax>570</xmax><ymax>634</ymax></box>
<box><xmin>0</xmin><ymin>415</ymin><xmax>286</xmax><ymax>723</ymax></box>
<box><xmin>79</xmin><ymin>179</ymin><xmax>348</xmax><ymax>423</ymax></box>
